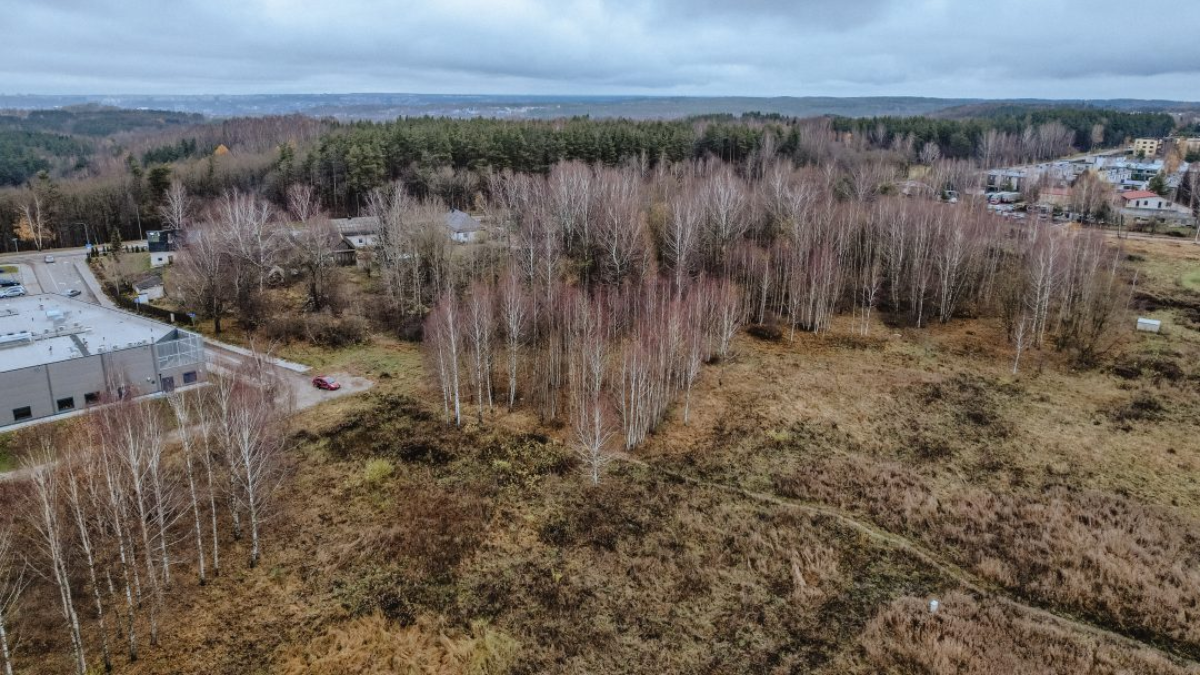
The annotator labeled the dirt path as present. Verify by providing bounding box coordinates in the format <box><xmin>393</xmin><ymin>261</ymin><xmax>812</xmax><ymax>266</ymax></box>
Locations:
<box><xmin>617</xmin><ymin>455</ymin><xmax>1200</xmax><ymax>670</ymax></box>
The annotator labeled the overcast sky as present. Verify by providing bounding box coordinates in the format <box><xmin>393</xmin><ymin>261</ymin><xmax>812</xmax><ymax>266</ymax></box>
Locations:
<box><xmin>2</xmin><ymin>0</ymin><xmax>1198</xmax><ymax>99</ymax></box>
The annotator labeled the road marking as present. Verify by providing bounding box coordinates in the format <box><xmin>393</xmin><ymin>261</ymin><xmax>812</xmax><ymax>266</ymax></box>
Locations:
<box><xmin>44</xmin><ymin>263</ymin><xmax>61</xmax><ymax>291</ymax></box>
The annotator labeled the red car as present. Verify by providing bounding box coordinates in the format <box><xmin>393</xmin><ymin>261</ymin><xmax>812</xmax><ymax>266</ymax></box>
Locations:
<box><xmin>311</xmin><ymin>376</ymin><xmax>342</xmax><ymax>391</ymax></box>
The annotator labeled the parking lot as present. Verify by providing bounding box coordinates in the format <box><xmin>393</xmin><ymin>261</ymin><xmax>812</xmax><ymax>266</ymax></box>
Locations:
<box><xmin>0</xmin><ymin>247</ymin><xmax>104</xmax><ymax>305</ymax></box>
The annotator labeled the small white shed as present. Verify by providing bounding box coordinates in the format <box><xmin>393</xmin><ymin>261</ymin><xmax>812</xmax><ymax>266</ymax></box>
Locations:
<box><xmin>1136</xmin><ymin>318</ymin><xmax>1162</xmax><ymax>333</ymax></box>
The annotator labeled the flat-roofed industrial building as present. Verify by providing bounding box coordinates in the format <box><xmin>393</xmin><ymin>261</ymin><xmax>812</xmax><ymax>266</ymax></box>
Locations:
<box><xmin>0</xmin><ymin>294</ymin><xmax>205</xmax><ymax>427</ymax></box>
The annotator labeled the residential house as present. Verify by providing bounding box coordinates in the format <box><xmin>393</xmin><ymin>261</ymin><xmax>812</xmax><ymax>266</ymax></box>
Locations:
<box><xmin>445</xmin><ymin>210</ymin><xmax>482</xmax><ymax>243</ymax></box>
<box><xmin>331</xmin><ymin>216</ymin><xmax>381</xmax><ymax>268</ymax></box>
<box><xmin>146</xmin><ymin>229</ymin><xmax>178</xmax><ymax>268</ymax></box>
<box><xmin>1119</xmin><ymin>190</ymin><xmax>1194</xmax><ymax>223</ymax></box>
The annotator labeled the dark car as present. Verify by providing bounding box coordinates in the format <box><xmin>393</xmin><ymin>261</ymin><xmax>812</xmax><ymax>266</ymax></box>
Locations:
<box><xmin>312</xmin><ymin>376</ymin><xmax>342</xmax><ymax>391</ymax></box>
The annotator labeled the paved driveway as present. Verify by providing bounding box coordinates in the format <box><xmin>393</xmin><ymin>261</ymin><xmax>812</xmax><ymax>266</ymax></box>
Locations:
<box><xmin>205</xmin><ymin>342</ymin><xmax>374</xmax><ymax>411</ymax></box>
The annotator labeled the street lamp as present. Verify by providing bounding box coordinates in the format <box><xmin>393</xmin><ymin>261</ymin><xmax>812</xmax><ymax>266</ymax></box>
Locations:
<box><xmin>10</xmin><ymin>237</ymin><xmax>17</xmax><ymax>253</ymax></box>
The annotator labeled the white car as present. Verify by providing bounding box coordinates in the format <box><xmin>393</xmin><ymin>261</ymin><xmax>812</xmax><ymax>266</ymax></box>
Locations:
<box><xmin>44</xmin><ymin>255</ymin><xmax>55</xmax><ymax>263</ymax></box>
<box><xmin>0</xmin><ymin>285</ymin><xmax>26</xmax><ymax>298</ymax></box>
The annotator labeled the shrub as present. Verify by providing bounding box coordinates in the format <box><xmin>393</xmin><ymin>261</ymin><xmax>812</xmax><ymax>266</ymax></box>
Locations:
<box><xmin>1109</xmin><ymin>391</ymin><xmax>1166</xmax><ymax>424</ymax></box>
<box><xmin>363</xmin><ymin>459</ymin><xmax>394</xmax><ymax>486</ymax></box>
<box><xmin>746</xmin><ymin>323</ymin><xmax>783</xmax><ymax>342</ymax></box>
<box><xmin>262</xmin><ymin>313</ymin><xmax>370</xmax><ymax>347</ymax></box>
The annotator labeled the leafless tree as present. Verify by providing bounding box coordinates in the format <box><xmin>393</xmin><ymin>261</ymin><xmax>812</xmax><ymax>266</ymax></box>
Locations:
<box><xmin>678</xmin><ymin>291</ymin><xmax>706</xmax><ymax>424</ymax></box>
<box><xmin>167</xmin><ymin>393</ymin><xmax>208</xmax><ymax>585</ymax></box>
<box><xmin>498</xmin><ymin>269</ymin><xmax>530</xmax><ymax>408</ymax></box>
<box><xmin>104</xmin><ymin>397</ymin><xmax>168</xmax><ymax>646</ymax></box>
<box><xmin>854</xmin><ymin>205</ymin><xmax>884</xmax><ymax>335</ymax></box>
<box><xmin>568</xmin><ymin>293</ymin><xmax>615</xmax><ymax>483</ymax></box>
<box><xmin>425</xmin><ymin>293</ymin><xmax>465</xmax><ymax>425</ymax></box>
<box><xmin>370</xmin><ymin>185</ymin><xmax>452</xmax><ymax>311</ymax></box>
<box><xmin>289</xmin><ymin>215</ymin><xmax>343</xmax><ymax>312</ymax></box>
<box><xmin>701</xmin><ymin>163</ymin><xmax>748</xmax><ymax>270</ymax></box>
<box><xmin>158</xmin><ymin>180</ymin><xmax>193</xmax><ymax>233</ymax></box>
<box><xmin>705</xmin><ymin>277</ymin><xmax>744</xmax><ymax>360</ymax></box>
<box><xmin>63</xmin><ymin>452</ymin><xmax>112</xmax><ymax>673</ymax></box>
<box><xmin>0</xmin><ymin>527</ymin><xmax>24</xmax><ymax>675</ymax></box>
<box><xmin>173</xmin><ymin>222</ymin><xmax>233</xmax><ymax>334</ymax></box>
<box><xmin>664</xmin><ymin>186</ymin><xmax>702</xmax><ymax>293</ymax></box>
<box><xmin>286</xmin><ymin>183</ymin><xmax>320</xmax><ymax>224</ymax></box>
<box><xmin>226</xmin><ymin>378</ymin><xmax>286</xmax><ymax>568</ymax></box>
<box><xmin>27</xmin><ymin>456</ymin><xmax>86</xmax><ymax>675</ymax></box>
<box><xmin>464</xmin><ymin>281</ymin><xmax>496</xmax><ymax>423</ymax></box>
<box><xmin>192</xmin><ymin>392</ymin><xmax>222</xmax><ymax>578</ymax></box>
<box><xmin>548</xmin><ymin>161</ymin><xmax>593</xmax><ymax>255</ymax></box>
<box><xmin>14</xmin><ymin>187</ymin><xmax>53</xmax><ymax>251</ymax></box>
<box><xmin>212</xmin><ymin>190</ymin><xmax>283</xmax><ymax>294</ymax></box>
<box><xmin>94</xmin><ymin>427</ymin><xmax>140</xmax><ymax>662</ymax></box>
<box><xmin>1011</xmin><ymin>311</ymin><xmax>1032</xmax><ymax>375</ymax></box>
<box><xmin>1026</xmin><ymin>223</ymin><xmax>1064</xmax><ymax>348</ymax></box>
<box><xmin>919</xmin><ymin>142</ymin><xmax>942</xmax><ymax>166</ymax></box>
<box><xmin>1056</xmin><ymin>231</ymin><xmax>1126</xmax><ymax>364</ymax></box>
<box><xmin>592</xmin><ymin>167</ymin><xmax>648</xmax><ymax>284</ymax></box>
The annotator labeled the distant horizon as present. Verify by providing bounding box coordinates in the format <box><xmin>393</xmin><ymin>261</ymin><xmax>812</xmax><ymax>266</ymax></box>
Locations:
<box><xmin>3</xmin><ymin>93</ymin><xmax>1200</xmax><ymax>103</ymax></box>
<box><xmin>5</xmin><ymin>92</ymin><xmax>1198</xmax><ymax>123</ymax></box>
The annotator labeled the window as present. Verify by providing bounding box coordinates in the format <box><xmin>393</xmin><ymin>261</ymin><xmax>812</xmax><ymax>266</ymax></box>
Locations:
<box><xmin>12</xmin><ymin>407</ymin><xmax>32</xmax><ymax>422</ymax></box>
<box><xmin>56</xmin><ymin>397</ymin><xmax>75</xmax><ymax>412</ymax></box>
<box><xmin>84</xmin><ymin>392</ymin><xmax>100</xmax><ymax>405</ymax></box>
<box><xmin>183</xmin><ymin>371</ymin><xmax>198</xmax><ymax>385</ymax></box>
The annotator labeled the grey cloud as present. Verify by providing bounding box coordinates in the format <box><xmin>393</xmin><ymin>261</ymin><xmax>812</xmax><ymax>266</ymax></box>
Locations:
<box><xmin>0</xmin><ymin>0</ymin><xmax>1197</xmax><ymax>99</ymax></box>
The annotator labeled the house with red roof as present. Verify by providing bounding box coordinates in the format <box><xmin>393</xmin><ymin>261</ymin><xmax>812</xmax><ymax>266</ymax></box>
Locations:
<box><xmin>1119</xmin><ymin>190</ymin><xmax>1194</xmax><ymax>223</ymax></box>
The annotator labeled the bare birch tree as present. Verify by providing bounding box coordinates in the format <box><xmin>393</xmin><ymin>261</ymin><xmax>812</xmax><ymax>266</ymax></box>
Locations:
<box><xmin>158</xmin><ymin>180</ymin><xmax>193</xmax><ymax>233</ymax></box>
<box><xmin>0</xmin><ymin>527</ymin><xmax>24</xmax><ymax>675</ymax></box>
<box><xmin>498</xmin><ymin>269</ymin><xmax>530</xmax><ymax>408</ymax></box>
<box><xmin>167</xmin><ymin>393</ymin><xmax>208</xmax><ymax>585</ymax></box>
<box><xmin>27</xmin><ymin>457</ymin><xmax>87</xmax><ymax>675</ymax></box>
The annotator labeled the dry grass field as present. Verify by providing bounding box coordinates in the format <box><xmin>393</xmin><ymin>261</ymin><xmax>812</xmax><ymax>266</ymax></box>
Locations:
<box><xmin>8</xmin><ymin>239</ymin><xmax>1200</xmax><ymax>674</ymax></box>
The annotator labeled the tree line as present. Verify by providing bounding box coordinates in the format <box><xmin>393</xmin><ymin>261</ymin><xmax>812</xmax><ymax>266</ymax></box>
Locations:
<box><xmin>5</xmin><ymin>105</ymin><xmax>1176</xmax><ymax>252</ymax></box>
<box><xmin>834</xmin><ymin>107</ymin><xmax>1176</xmax><ymax>162</ymax></box>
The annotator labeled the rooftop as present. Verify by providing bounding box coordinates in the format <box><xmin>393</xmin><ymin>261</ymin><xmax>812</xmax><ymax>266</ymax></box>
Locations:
<box><xmin>332</xmin><ymin>216</ymin><xmax>380</xmax><ymax>236</ymax></box>
<box><xmin>332</xmin><ymin>211</ymin><xmax>484</xmax><ymax>236</ymax></box>
<box><xmin>0</xmin><ymin>294</ymin><xmax>177</xmax><ymax>372</ymax></box>
<box><xmin>1121</xmin><ymin>190</ymin><xmax>1159</xmax><ymax>200</ymax></box>
<box><xmin>446</xmin><ymin>209</ymin><xmax>482</xmax><ymax>234</ymax></box>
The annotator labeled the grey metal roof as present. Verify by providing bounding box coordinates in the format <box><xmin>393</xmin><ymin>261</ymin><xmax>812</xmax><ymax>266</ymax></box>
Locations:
<box><xmin>0</xmin><ymin>294</ymin><xmax>176</xmax><ymax>372</ymax></box>
<box><xmin>331</xmin><ymin>216</ymin><xmax>381</xmax><ymax>236</ymax></box>
<box><xmin>445</xmin><ymin>209</ymin><xmax>482</xmax><ymax>233</ymax></box>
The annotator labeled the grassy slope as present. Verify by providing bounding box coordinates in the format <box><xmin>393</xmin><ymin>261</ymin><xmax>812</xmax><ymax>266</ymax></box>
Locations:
<box><xmin>16</xmin><ymin>241</ymin><xmax>1200</xmax><ymax>674</ymax></box>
